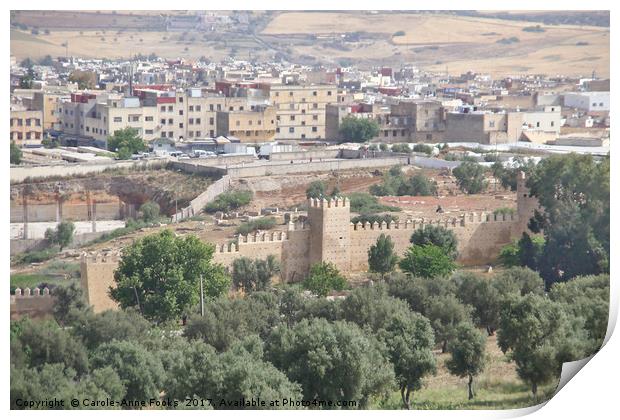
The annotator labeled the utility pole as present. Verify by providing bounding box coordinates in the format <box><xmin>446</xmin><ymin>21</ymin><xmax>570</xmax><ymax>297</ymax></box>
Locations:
<box><xmin>199</xmin><ymin>275</ymin><xmax>205</xmax><ymax>317</ymax></box>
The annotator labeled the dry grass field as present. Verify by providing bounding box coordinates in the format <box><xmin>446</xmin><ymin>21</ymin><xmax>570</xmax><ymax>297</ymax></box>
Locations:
<box><xmin>10</xmin><ymin>10</ymin><xmax>610</xmax><ymax>78</ymax></box>
<box><xmin>262</xmin><ymin>12</ymin><xmax>609</xmax><ymax>77</ymax></box>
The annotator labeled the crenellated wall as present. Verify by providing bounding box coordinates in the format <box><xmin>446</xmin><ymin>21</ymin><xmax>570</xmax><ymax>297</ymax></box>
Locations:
<box><xmin>10</xmin><ymin>287</ymin><xmax>55</xmax><ymax>320</ymax></box>
<box><xmin>80</xmin><ymin>172</ymin><xmax>538</xmax><ymax>310</ymax></box>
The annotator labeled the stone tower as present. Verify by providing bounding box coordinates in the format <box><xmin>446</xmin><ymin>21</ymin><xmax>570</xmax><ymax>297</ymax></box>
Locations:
<box><xmin>307</xmin><ymin>197</ymin><xmax>351</xmax><ymax>272</ymax></box>
<box><xmin>516</xmin><ymin>171</ymin><xmax>540</xmax><ymax>234</ymax></box>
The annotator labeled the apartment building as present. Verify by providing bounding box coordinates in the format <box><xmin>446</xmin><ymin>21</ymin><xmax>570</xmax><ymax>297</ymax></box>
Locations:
<box><xmin>216</xmin><ymin>105</ymin><xmax>277</xmax><ymax>142</ymax></box>
<box><xmin>57</xmin><ymin>88</ymin><xmax>276</xmax><ymax>146</ymax></box>
<box><xmin>444</xmin><ymin>111</ymin><xmax>523</xmax><ymax>144</ymax></box>
<box><xmin>269</xmin><ymin>84</ymin><xmax>344</xmax><ymax>141</ymax></box>
<box><xmin>10</xmin><ymin>109</ymin><xmax>44</xmax><ymax>146</ymax></box>
<box><xmin>326</xmin><ymin>100</ymin><xmax>445</xmax><ymax>143</ymax></box>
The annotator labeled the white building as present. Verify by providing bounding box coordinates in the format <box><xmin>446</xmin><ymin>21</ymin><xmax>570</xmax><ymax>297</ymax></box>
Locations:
<box><xmin>564</xmin><ymin>92</ymin><xmax>610</xmax><ymax>112</ymax></box>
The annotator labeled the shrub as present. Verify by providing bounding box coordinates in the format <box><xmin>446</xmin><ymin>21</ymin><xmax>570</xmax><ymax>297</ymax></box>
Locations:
<box><xmin>413</xmin><ymin>143</ymin><xmax>433</xmax><ymax>155</ymax></box>
<box><xmin>205</xmin><ymin>190</ymin><xmax>252</xmax><ymax>213</ymax></box>
<box><xmin>391</xmin><ymin>143</ymin><xmax>412</xmax><ymax>153</ymax></box>
<box><xmin>303</xmin><ymin>262</ymin><xmax>348</xmax><ymax>297</ymax></box>
<box><xmin>236</xmin><ymin>217</ymin><xmax>277</xmax><ymax>235</ymax></box>
<box><xmin>139</xmin><ymin>201</ymin><xmax>160</xmax><ymax>222</ymax></box>
<box><xmin>347</xmin><ymin>192</ymin><xmax>400</xmax><ymax>213</ymax></box>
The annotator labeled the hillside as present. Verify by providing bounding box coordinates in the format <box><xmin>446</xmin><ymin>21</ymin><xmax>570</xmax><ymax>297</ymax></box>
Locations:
<box><xmin>10</xmin><ymin>10</ymin><xmax>609</xmax><ymax>78</ymax></box>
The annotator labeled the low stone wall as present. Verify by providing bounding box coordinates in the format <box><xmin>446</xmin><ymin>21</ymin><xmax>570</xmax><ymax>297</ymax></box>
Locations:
<box><xmin>10</xmin><ymin>231</ymin><xmax>109</xmax><ymax>256</ymax></box>
<box><xmin>10</xmin><ymin>287</ymin><xmax>55</xmax><ymax>320</ymax></box>
<box><xmin>10</xmin><ymin>159</ymin><xmax>167</xmax><ymax>183</ymax></box>
<box><xmin>226</xmin><ymin>157</ymin><xmax>410</xmax><ymax>178</ymax></box>
<box><xmin>171</xmin><ymin>175</ymin><xmax>232</xmax><ymax>222</ymax></box>
<box><xmin>268</xmin><ymin>149</ymin><xmax>341</xmax><ymax>161</ymax></box>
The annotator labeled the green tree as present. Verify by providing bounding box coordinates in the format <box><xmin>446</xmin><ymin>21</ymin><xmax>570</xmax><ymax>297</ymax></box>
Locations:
<box><xmin>73</xmin><ymin>309</ymin><xmax>151</xmax><ymax>351</ymax></box>
<box><xmin>339</xmin><ymin>116</ymin><xmax>380</xmax><ymax>143</ymax></box>
<box><xmin>306</xmin><ymin>180</ymin><xmax>327</xmax><ymax>199</ymax></box>
<box><xmin>410</xmin><ymin>224</ymin><xmax>459</xmax><ymax>260</ymax></box>
<box><xmin>526</xmin><ymin>154</ymin><xmax>609</xmax><ymax>286</ymax></box>
<box><xmin>106</xmin><ymin>127</ymin><xmax>146</xmax><ymax>157</ymax></box>
<box><xmin>453</xmin><ymin>271</ymin><xmax>501</xmax><ymax>335</ymax></box>
<box><xmin>11</xmin><ymin>318</ymin><xmax>89</xmax><ymax>375</ymax></box>
<box><xmin>368</xmin><ymin>234</ymin><xmax>398</xmax><ymax>279</ymax></box>
<box><xmin>426</xmin><ymin>294</ymin><xmax>473</xmax><ymax>352</ymax></box>
<box><xmin>446</xmin><ymin>322</ymin><xmax>487</xmax><ymax>400</ymax></box>
<box><xmin>139</xmin><ymin>201</ymin><xmax>160</xmax><ymax>222</ymax></box>
<box><xmin>453</xmin><ymin>161</ymin><xmax>488</xmax><ymax>194</ymax></box>
<box><xmin>184</xmin><ymin>294</ymin><xmax>281</xmax><ymax>352</ymax></box>
<box><xmin>379</xmin><ymin>309</ymin><xmax>436</xmax><ymax>409</ymax></box>
<box><xmin>491</xmin><ymin>157</ymin><xmax>536</xmax><ymax>191</ymax></box>
<box><xmin>398</xmin><ymin>173</ymin><xmax>438</xmax><ymax>196</ymax></box>
<box><xmin>399</xmin><ymin>244</ymin><xmax>457</xmax><ymax>279</ymax></box>
<box><xmin>110</xmin><ymin>229</ymin><xmax>231</xmax><ymax>323</ymax></box>
<box><xmin>231</xmin><ymin>255</ymin><xmax>280</xmax><ymax>293</ymax></box>
<box><xmin>44</xmin><ymin>220</ymin><xmax>75</xmax><ymax>251</ymax></box>
<box><xmin>386</xmin><ymin>273</ymin><xmax>457</xmax><ymax>316</ymax></box>
<box><xmin>497</xmin><ymin>294</ymin><xmax>589</xmax><ymax>397</ymax></box>
<box><xmin>10</xmin><ymin>141</ymin><xmax>22</xmax><ymax>164</ymax></box>
<box><xmin>549</xmin><ymin>274</ymin><xmax>610</xmax><ymax>355</ymax></box>
<box><xmin>52</xmin><ymin>283</ymin><xmax>90</xmax><ymax>327</ymax></box>
<box><xmin>303</xmin><ymin>262</ymin><xmax>348</xmax><ymax>297</ymax></box>
<box><xmin>266</xmin><ymin>318</ymin><xmax>395</xmax><ymax>408</ymax></box>
<box><xmin>492</xmin><ymin>267</ymin><xmax>545</xmax><ymax>298</ymax></box>
<box><xmin>91</xmin><ymin>340</ymin><xmax>165</xmax><ymax>404</ymax></box>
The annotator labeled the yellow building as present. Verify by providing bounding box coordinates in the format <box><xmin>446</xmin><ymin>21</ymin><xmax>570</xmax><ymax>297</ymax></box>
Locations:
<box><xmin>10</xmin><ymin>110</ymin><xmax>43</xmax><ymax>146</ymax></box>
<box><xmin>269</xmin><ymin>84</ymin><xmax>344</xmax><ymax>141</ymax></box>
<box><xmin>216</xmin><ymin>105</ymin><xmax>277</xmax><ymax>142</ymax></box>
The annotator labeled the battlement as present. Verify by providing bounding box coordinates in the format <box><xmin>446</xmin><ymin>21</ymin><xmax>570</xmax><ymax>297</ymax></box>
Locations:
<box><xmin>308</xmin><ymin>196</ymin><xmax>350</xmax><ymax>209</ymax></box>
<box><xmin>214</xmin><ymin>231</ymin><xmax>289</xmax><ymax>253</ymax></box>
<box><xmin>11</xmin><ymin>287</ymin><xmax>51</xmax><ymax>298</ymax></box>
<box><xmin>351</xmin><ymin>212</ymin><xmax>517</xmax><ymax>231</ymax></box>
<box><xmin>81</xmin><ymin>252</ymin><xmax>121</xmax><ymax>264</ymax></box>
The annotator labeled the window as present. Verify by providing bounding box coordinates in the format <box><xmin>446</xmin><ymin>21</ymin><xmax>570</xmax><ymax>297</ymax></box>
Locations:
<box><xmin>161</xmin><ymin>132</ymin><xmax>166</xmax><ymax>137</ymax></box>
<box><xmin>179</xmin><ymin>123</ymin><xmax>184</xmax><ymax>128</ymax></box>
<box><xmin>599</xmin><ymin>102</ymin><xmax>604</xmax><ymax>106</ymax></box>
<box><xmin>289</xmin><ymin>127</ymin><xmax>295</xmax><ymax>133</ymax></box>
<box><xmin>179</xmin><ymin>97</ymin><xmax>183</xmax><ymax>103</ymax></box>
<box><xmin>289</xmin><ymin>92</ymin><xmax>293</xmax><ymax>96</ymax></box>
<box><xmin>168</xmin><ymin>106</ymin><xmax>173</xmax><ymax>112</ymax></box>
<box><xmin>145</xmin><ymin>129</ymin><xmax>154</xmax><ymax>135</ymax></box>
<box><xmin>536</xmin><ymin>122</ymin><xmax>540</xmax><ymax>128</ymax></box>
<box><xmin>35</xmin><ymin>119</ymin><xmax>41</xmax><ymax>126</ymax></box>
<box><xmin>313</xmin><ymin>103</ymin><xmax>318</xmax><ymax>109</ymax></box>
<box><xmin>551</xmin><ymin>121</ymin><xmax>555</xmax><ymax>127</ymax></box>
<box><xmin>426</xmin><ymin>134</ymin><xmax>432</xmax><ymax>140</ymax></box>
<box><xmin>145</xmin><ymin>116</ymin><xmax>153</xmax><ymax>121</ymax></box>
<box><xmin>301</xmin><ymin>134</ymin><xmax>306</xmax><ymax>139</ymax></box>
<box><xmin>276</xmin><ymin>127</ymin><xmax>280</xmax><ymax>133</ymax></box>
<box><xmin>196</xmin><ymin>131</ymin><xmax>201</xmax><ymax>137</ymax></box>
<box><xmin>209</xmin><ymin>117</ymin><xmax>214</xmax><ymax>125</ymax></box>
<box><xmin>209</xmin><ymin>130</ymin><xmax>214</xmax><ymax>137</ymax></box>
<box><xmin>168</xmin><ymin>131</ymin><xmax>173</xmax><ymax>137</ymax></box>
<box><xmin>248</xmin><ymin>120</ymin><xmax>252</xmax><ymax>126</ymax></box>
<box><xmin>312</xmin><ymin>126</ymin><xmax>317</xmax><ymax>132</ymax></box>
<box><xmin>160</xmin><ymin>106</ymin><xmax>166</xmax><ymax>112</ymax></box>
<box><xmin>327</xmin><ymin>91</ymin><xmax>332</xmax><ymax>96</ymax></box>
<box><xmin>196</xmin><ymin>118</ymin><xmax>201</xmax><ymax>124</ymax></box>
<box><xmin>189</xmin><ymin>131</ymin><xmax>194</xmax><ymax>137</ymax></box>
<box><xmin>257</xmin><ymin>120</ymin><xmax>261</xmax><ymax>125</ymax></box>
<box><xmin>393</xmin><ymin>130</ymin><xmax>397</xmax><ymax>136</ymax></box>
<box><xmin>196</xmin><ymin>105</ymin><xmax>201</xmax><ymax>112</ymax></box>
<box><xmin>130</xmin><ymin>116</ymin><xmax>139</xmax><ymax>122</ymax></box>
<box><xmin>489</xmin><ymin>121</ymin><xmax>495</xmax><ymax>128</ymax></box>
<box><xmin>114</xmin><ymin>117</ymin><xmax>122</xmax><ymax>123</ymax></box>
<box><xmin>168</xmin><ymin>119</ymin><xmax>173</xmax><ymax>124</ymax></box>
<box><xmin>179</xmin><ymin>110</ymin><xmax>184</xmax><ymax>115</ymax></box>
<box><xmin>276</xmin><ymin>116</ymin><xmax>280</xmax><ymax>121</ymax></box>
<box><xmin>26</xmin><ymin>132</ymin><xmax>31</xmax><ymax>139</ymax></box>
<box><xmin>189</xmin><ymin>105</ymin><xmax>194</xmax><ymax>112</ymax></box>
<box><xmin>313</xmin><ymin>115</ymin><xmax>318</xmax><ymax>121</ymax></box>
<box><xmin>236</xmin><ymin>121</ymin><xmax>240</xmax><ymax>126</ymax></box>
<box><xmin>229</xmin><ymin>106</ymin><xmax>234</xmax><ymax>111</ymax></box>
<box><xmin>189</xmin><ymin>118</ymin><xmax>194</xmax><ymax>124</ymax></box>
<box><xmin>275</xmin><ymin>92</ymin><xmax>279</xmax><ymax>97</ymax></box>
<box><xmin>290</xmin><ymin>116</ymin><xmax>295</xmax><ymax>121</ymax></box>
<box><xmin>592</xmin><ymin>103</ymin><xmax>597</xmax><ymax>107</ymax></box>
<box><xmin>161</xmin><ymin>119</ymin><xmax>166</xmax><ymax>125</ymax></box>
<box><xmin>240</xmin><ymin>106</ymin><xmax>244</xmax><ymax>111</ymax></box>
<box><xmin>210</xmin><ymin>104</ymin><xmax>214</xmax><ymax>111</ymax></box>
<box><xmin>35</xmin><ymin>132</ymin><xmax>41</xmax><ymax>140</ymax></box>
<box><xmin>312</xmin><ymin>91</ymin><xmax>317</xmax><ymax>96</ymax></box>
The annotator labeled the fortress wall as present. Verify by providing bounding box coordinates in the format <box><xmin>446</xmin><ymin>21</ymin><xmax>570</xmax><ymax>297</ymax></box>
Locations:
<box><xmin>213</xmin><ymin>231</ymin><xmax>288</xmax><ymax>269</ymax></box>
<box><xmin>349</xmin><ymin>213</ymin><xmax>519</xmax><ymax>270</ymax></box>
<box><xmin>80</xmin><ymin>254</ymin><xmax>120</xmax><ymax>313</ymax></box>
<box><xmin>282</xmin><ymin>229</ymin><xmax>311</xmax><ymax>283</ymax></box>
<box><xmin>10</xmin><ymin>287</ymin><xmax>55</xmax><ymax>320</ymax></box>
